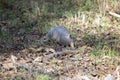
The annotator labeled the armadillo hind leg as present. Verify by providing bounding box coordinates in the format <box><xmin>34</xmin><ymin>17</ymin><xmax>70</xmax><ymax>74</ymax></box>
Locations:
<box><xmin>70</xmin><ymin>42</ymin><xmax>75</xmax><ymax>49</ymax></box>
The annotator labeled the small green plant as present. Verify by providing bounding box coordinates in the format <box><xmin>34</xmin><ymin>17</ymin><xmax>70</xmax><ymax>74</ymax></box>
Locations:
<box><xmin>17</xmin><ymin>67</ymin><xmax>26</xmax><ymax>72</ymax></box>
<box><xmin>36</xmin><ymin>75</ymin><xmax>56</xmax><ymax>80</ymax></box>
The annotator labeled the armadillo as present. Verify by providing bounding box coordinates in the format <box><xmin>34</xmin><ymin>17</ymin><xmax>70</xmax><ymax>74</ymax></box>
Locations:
<box><xmin>39</xmin><ymin>26</ymin><xmax>74</xmax><ymax>49</ymax></box>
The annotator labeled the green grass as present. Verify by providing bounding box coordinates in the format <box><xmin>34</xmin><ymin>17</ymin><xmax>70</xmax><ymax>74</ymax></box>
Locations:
<box><xmin>36</xmin><ymin>75</ymin><xmax>56</xmax><ymax>80</ymax></box>
<box><xmin>92</xmin><ymin>45</ymin><xmax>118</xmax><ymax>56</ymax></box>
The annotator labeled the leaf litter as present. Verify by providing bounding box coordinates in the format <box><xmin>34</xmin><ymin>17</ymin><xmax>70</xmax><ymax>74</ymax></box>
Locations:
<box><xmin>0</xmin><ymin>25</ymin><xmax>120</xmax><ymax>80</ymax></box>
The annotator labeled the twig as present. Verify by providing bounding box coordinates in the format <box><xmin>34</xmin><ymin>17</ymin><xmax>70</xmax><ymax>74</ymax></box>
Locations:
<box><xmin>109</xmin><ymin>12</ymin><xmax>120</xmax><ymax>18</ymax></box>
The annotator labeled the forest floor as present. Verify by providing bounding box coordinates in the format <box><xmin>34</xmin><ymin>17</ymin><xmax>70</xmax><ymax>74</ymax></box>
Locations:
<box><xmin>0</xmin><ymin>1</ymin><xmax>120</xmax><ymax>79</ymax></box>
<box><xmin>0</xmin><ymin>24</ymin><xmax>120</xmax><ymax>80</ymax></box>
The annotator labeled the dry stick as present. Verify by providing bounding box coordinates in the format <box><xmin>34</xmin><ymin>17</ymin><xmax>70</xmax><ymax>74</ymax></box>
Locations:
<box><xmin>109</xmin><ymin>12</ymin><xmax>120</xmax><ymax>18</ymax></box>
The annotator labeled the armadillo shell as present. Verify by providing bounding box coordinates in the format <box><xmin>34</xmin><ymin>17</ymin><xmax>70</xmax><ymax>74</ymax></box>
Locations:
<box><xmin>47</xmin><ymin>26</ymin><xmax>73</xmax><ymax>45</ymax></box>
